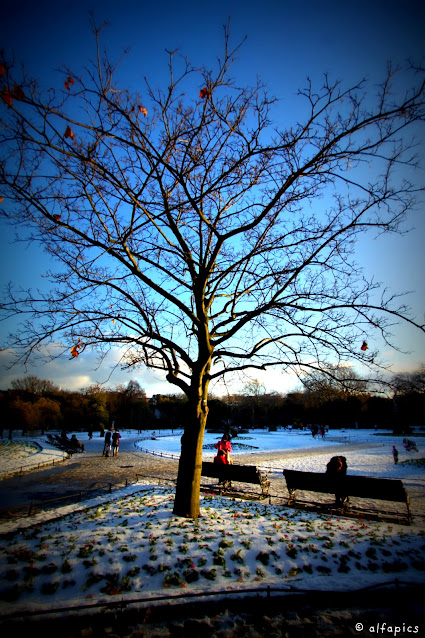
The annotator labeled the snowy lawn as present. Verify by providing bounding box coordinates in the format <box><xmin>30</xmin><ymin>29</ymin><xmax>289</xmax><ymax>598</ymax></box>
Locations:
<box><xmin>136</xmin><ymin>428</ymin><xmax>360</xmax><ymax>456</ymax></box>
<box><xmin>0</xmin><ymin>440</ymin><xmax>40</xmax><ymax>462</ymax></box>
<box><xmin>0</xmin><ymin>439</ymin><xmax>67</xmax><ymax>478</ymax></box>
<box><xmin>0</xmin><ymin>428</ymin><xmax>424</xmax><ymax>617</ymax></box>
<box><xmin>0</xmin><ymin>483</ymin><xmax>425</xmax><ymax>616</ymax></box>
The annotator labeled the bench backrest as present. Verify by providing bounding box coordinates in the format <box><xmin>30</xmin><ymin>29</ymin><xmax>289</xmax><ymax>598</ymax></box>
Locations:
<box><xmin>283</xmin><ymin>469</ymin><xmax>408</xmax><ymax>503</ymax></box>
<box><xmin>202</xmin><ymin>462</ymin><xmax>261</xmax><ymax>484</ymax></box>
<box><xmin>283</xmin><ymin>470</ymin><xmax>337</xmax><ymax>494</ymax></box>
<box><xmin>343</xmin><ymin>475</ymin><xmax>408</xmax><ymax>503</ymax></box>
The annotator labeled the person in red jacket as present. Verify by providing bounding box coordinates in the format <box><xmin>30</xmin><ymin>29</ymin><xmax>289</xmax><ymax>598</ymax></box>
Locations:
<box><xmin>214</xmin><ymin>433</ymin><xmax>233</xmax><ymax>464</ymax></box>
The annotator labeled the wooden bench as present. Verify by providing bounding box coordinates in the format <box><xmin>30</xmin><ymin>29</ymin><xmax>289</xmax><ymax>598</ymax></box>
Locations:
<box><xmin>283</xmin><ymin>469</ymin><xmax>411</xmax><ymax>523</ymax></box>
<box><xmin>202</xmin><ymin>462</ymin><xmax>270</xmax><ymax>498</ymax></box>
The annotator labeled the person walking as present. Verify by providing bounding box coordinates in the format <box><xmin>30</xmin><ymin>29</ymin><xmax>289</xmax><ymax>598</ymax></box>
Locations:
<box><xmin>112</xmin><ymin>429</ymin><xmax>121</xmax><ymax>457</ymax></box>
<box><xmin>103</xmin><ymin>429</ymin><xmax>112</xmax><ymax>457</ymax></box>
<box><xmin>392</xmin><ymin>445</ymin><xmax>399</xmax><ymax>465</ymax></box>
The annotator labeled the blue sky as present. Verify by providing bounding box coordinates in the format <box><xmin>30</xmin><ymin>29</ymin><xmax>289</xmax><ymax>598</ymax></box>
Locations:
<box><xmin>0</xmin><ymin>0</ymin><xmax>424</xmax><ymax>393</ymax></box>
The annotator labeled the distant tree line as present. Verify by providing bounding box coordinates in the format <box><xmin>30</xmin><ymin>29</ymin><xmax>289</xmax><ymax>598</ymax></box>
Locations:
<box><xmin>0</xmin><ymin>378</ymin><xmax>155</xmax><ymax>437</ymax></box>
<box><xmin>225</xmin><ymin>367</ymin><xmax>425</xmax><ymax>433</ymax></box>
<box><xmin>1</xmin><ymin>365</ymin><xmax>424</xmax><ymax>438</ymax></box>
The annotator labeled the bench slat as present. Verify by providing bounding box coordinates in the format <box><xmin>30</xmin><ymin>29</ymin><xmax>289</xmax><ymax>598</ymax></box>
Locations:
<box><xmin>202</xmin><ymin>462</ymin><xmax>262</xmax><ymax>484</ymax></box>
<box><xmin>283</xmin><ymin>469</ymin><xmax>411</xmax><ymax>522</ymax></box>
<box><xmin>201</xmin><ymin>462</ymin><xmax>270</xmax><ymax>496</ymax></box>
<box><xmin>283</xmin><ymin>470</ymin><xmax>408</xmax><ymax>503</ymax></box>
<box><xmin>283</xmin><ymin>470</ymin><xmax>337</xmax><ymax>495</ymax></box>
<box><xmin>343</xmin><ymin>475</ymin><xmax>408</xmax><ymax>503</ymax></box>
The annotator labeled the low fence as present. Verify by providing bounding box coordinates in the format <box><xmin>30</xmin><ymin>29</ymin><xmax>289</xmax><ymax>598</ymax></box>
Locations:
<box><xmin>0</xmin><ymin>453</ymin><xmax>69</xmax><ymax>480</ymax></box>
<box><xmin>134</xmin><ymin>442</ymin><xmax>180</xmax><ymax>460</ymax></box>
<box><xmin>0</xmin><ymin>578</ymin><xmax>418</xmax><ymax>623</ymax></box>
<box><xmin>0</xmin><ymin>473</ymin><xmax>177</xmax><ymax>522</ymax></box>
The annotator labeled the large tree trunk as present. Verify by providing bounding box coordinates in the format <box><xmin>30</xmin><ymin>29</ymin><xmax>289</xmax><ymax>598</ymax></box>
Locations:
<box><xmin>173</xmin><ymin>378</ymin><xmax>209</xmax><ymax>518</ymax></box>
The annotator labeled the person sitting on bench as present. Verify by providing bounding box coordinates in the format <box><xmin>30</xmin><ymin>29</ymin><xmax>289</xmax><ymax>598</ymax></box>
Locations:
<box><xmin>214</xmin><ymin>433</ymin><xmax>233</xmax><ymax>464</ymax></box>
<box><xmin>213</xmin><ymin>434</ymin><xmax>233</xmax><ymax>488</ymax></box>
<box><xmin>70</xmin><ymin>434</ymin><xmax>84</xmax><ymax>452</ymax></box>
<box><xmin>326</xmin><ymin>455</ymin><xmax>347</xmax><ymax>506</ymax></box>
<box><xmin>214</xmin><ymin>449</ymin><xmax>226</xmax><ymax>464</ymax></box>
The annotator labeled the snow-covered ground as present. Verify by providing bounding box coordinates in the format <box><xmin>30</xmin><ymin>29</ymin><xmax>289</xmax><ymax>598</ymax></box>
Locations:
<box><xmin>136</xmin><ymin>428</ymin><xmax>425</xmax><ymax>484</ymax></box>
<box><xmin>2</xmin><ymin>427</ymin><xmax>423</xmax><ymax>482</ymax></box>
<box><xmin>0</xmin><ymin>439</ymin><xmax>68</xmax><ymax>478</ymax></box>
<box><xmin>1</xmin><ymin>484</ymin><xmax>425</xmax><ymax>616</ymax></box>
<box><xmin>0</xmin><ymin>428</ymin><xmax>424</xmax><ymax>619</ymax></box>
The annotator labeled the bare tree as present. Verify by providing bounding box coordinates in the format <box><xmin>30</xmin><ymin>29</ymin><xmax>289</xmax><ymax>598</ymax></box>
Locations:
<box><xmin>242</xmin><ymin>378</ymin><xmax>267</xmax><ymax>399</ymax></box>
<box><xmin>241</xmin><ymin>377</ymin><xmax>267</xmax><ymax>426</ymax></box>
<box><xmin>392</xmin><ymin>365</ymin><xmax>425</xmax><ymax>395</ymax></box>
<box><xmin>1</xmin><ymin>25</ymin><xmax>424</xmax><ymax>516</ymax></box>
<box><xmin>300</xmin><ymin>364</ymin><xmax>369</xmax><ymax>409</ymax></box>
<box><xmin>10</xmin><ymin>375</ymin><xmax>59</xmax><ymax>395</ymax></box>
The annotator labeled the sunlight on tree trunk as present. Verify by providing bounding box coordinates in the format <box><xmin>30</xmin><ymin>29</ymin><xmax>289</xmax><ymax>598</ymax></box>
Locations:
<box><xmin>173</xmin><ymin>395</ymin><xmax>208</xmax><ymax>518</ymax></box>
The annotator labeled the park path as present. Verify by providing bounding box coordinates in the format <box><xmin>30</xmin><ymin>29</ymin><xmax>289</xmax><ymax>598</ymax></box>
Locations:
<box><xmin>0</xmin><ymin>436</ymin><xmax>179</xmax><ymax>513</ymax></box>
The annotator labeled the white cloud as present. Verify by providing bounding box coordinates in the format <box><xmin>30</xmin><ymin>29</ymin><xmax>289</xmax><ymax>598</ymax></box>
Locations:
<box><xmin>209</xmin><ymin>366</ymin><xmax>300</xmax><ymax>397</ymax></box>
<box><xmin>0</xmin><ymin>345</ymin><xmax>172</xmax><ymax>394</ymax></box>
